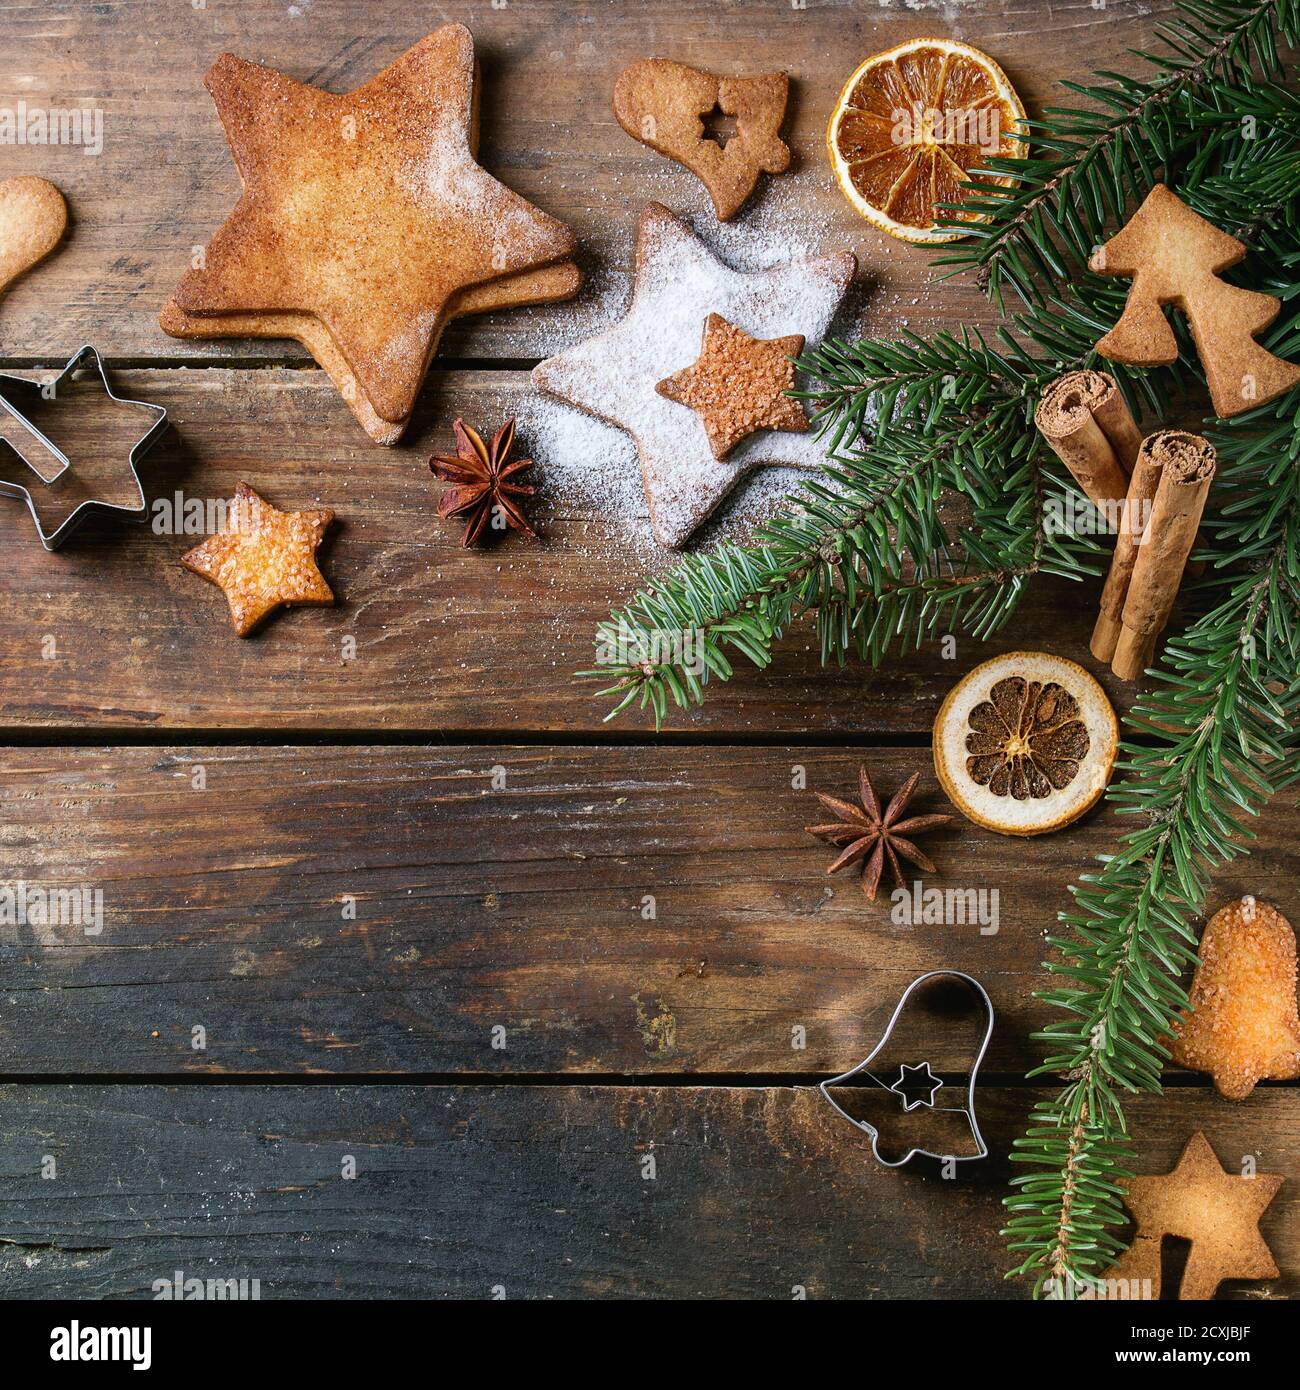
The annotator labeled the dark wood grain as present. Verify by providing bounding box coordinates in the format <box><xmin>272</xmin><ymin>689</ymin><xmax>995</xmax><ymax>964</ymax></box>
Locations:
<box><xmin>1</xmin><ymin>0</ymin><xmax>1294</xmax><ymax>1308</ymax></box>
<box><xmin>0</xmin><ymin>0</ymin><xmax>1175</xmax><ymax>365</ymax></box>
<box><xmin>0</xmin><ymin>367</ymin><xmax>1138</xmax><ymax>735</ymax></box>
<box><xmin>0</xmin><ymin>1084</ymin><xmax>1293</xmax><ymax>1299</ymax></box>
<box><xmin>3</xmin><ymin>743</ymin><xmax>1294</xmax><ymax>1076</ymax></box>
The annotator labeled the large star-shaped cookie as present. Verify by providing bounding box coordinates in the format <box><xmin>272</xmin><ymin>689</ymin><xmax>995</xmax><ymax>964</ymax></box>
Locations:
<box><xmin>170</xmin><ymin>25</ymin><xmax>576</xmax><ymax>427</ymax></box>
<box><xmin>532</xmin><ymin>203</ymin><xmax>855</xmax><ymax>547</ymax></box>
<box><xmin>1102</xmin><ymin>1131</ymin><xmax>1283</xmax><ymax>1299</ymax></box>
<box><xmin>182</xmin><ymin>483</ymin><xmax>335</xmax><ymax>637</ymax></box>
<box><xmin>161</xmin><ymin>263</ymin><xmax>580</xmax><ymax>446</ymax></box>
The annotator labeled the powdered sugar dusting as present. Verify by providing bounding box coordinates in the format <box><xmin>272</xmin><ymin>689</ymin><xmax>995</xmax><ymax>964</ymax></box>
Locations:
<box><xmin>517</xmin><ymin>397</ymin><xmax>644</xmax><ymax>526</ymax></box>
<box><xmin>532</xmin><ymin>204</ymin><xmax>854</xmax><ymax>548</ymax></box>
<box><xmin>512</xmin><ymin>389</ymin><xmax>810</xmax><ymax>567</ymax></box>
<box><xmin>699</xmin><ymin>168</ymin><xmax>839</xmax><ymax>270</ymax></box>
<box><xmin>400</xmin><ymin>137</ymin><xmax>566</xmax><ymax>263</ymax></box>
<box><xmin>518</xmin><ymin>165</ymin><xmax>850</xmax><ymax>357</ymax></box>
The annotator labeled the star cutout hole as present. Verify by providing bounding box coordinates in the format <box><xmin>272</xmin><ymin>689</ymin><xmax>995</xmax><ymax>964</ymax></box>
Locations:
<box><xmin>890</xmin><ymin>1061</ymin><xmax>943</xmax><ymax>1112</ymax></box>
<box><xmin>700</xmin><ymin>104</ymin><xmax>739</xmax><ymax>150</ymax></box>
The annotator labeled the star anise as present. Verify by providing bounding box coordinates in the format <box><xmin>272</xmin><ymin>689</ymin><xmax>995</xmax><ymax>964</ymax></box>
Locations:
<box><xmin>430</xmin><ymin>417</ymin><xmax>537</xmax><ymax>547</ymax></box>
<box><xmin>806</xmin><ymin>765</ymin><xmax>955</xmax><ymax>901</ymax></box>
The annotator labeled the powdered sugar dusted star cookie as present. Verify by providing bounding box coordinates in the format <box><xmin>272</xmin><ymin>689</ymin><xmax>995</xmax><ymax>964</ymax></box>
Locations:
<box><xmin>532</xmin><ymin>203</ymin><xmax>855</xmax><ymax>547</ymax></box>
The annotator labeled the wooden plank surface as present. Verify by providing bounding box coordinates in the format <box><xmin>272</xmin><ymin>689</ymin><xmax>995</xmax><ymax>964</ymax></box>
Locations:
<box><xmin>1</xmin><ymin>0</ymin><xmax>1294</xmax><ymax>1308</ymax></box>
<box><xmin>0</xmin><ymin>1084</ymin><xmax>1293</xmax><ymax>1299</ymax></box>
<box><xmin>0</xmin><ymin>0</ymin><xmax>1176</xmax><ymax>364</ymax></box>
<box><xmin>3</xmin><ymin>743</ymin><xmax>1294</xmax><ymax>1076</ymax></box>
<box><xmin>0</xmin><ymin>368</ymin><xmax>1133</xmax><ymax>735</ymax></box>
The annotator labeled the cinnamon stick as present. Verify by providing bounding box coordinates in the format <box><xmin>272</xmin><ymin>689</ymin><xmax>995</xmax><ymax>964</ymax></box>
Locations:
<box><xmin>1085</xmin><ymin>374</ymin><xmax>1144</xmax><ymax>473</ymax></box>
<box><xmin>1034</xmin><ymin>370</ymin><xmax>1140</xmax><ymax>515</ymax></box>
<box><xmin>1091</xmin><ymin>440</ymin><xmax>1166</xmax><ymax>662</ymax></box>
<box><xmin>1110</xmin><ymin>431</ymin><xmax>1217</xmax><ymax>681</ymax></box>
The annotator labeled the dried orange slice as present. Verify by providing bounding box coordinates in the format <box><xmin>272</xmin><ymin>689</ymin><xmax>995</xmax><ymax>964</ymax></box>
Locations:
<box><xmin>827</xmin><ymin>38</ymin><xmax>1025</xmax><ymax>244</ymax></box>
<box><xmin>933</xmin><ymin>652</ymin><xmax>1117</xmax><ymax>836</ymax></box>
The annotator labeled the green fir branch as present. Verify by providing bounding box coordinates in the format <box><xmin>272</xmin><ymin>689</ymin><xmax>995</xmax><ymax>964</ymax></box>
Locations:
<box><xmin>1005</xmin><ymin>397</ymin><xmax>1300</xmax><ymax>1295</ymax></box>
<box><xmin>584</xmin><ymin>380</ymin><xmax>1106</xmax><ymax>725</ymax></box>
<box><xmin>584</xmin><ymin>33</ymin><xmax>1300</xmax><ymax>732</ymax></box>
<box><xmin>934</xmin><ymin>0</ymin><xmax>1300</xmax><ymax>309</ymax></box>
<box><xmin>579</xmin><ymin>0</ymin><xmax>1300</xmax><ymax>1297</ymax></box>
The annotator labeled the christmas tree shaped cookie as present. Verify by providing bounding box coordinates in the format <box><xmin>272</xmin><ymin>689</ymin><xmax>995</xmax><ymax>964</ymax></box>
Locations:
<box><xmin>1090</xmin><ymin>184</ymin><xmax>1300</xmax><ymax>418</ymax></box>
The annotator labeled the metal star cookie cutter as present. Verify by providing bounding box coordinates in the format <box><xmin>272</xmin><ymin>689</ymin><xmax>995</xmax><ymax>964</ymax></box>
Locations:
<box><xmin>0</xmin><ymin>344</ymin><xmax>168</xmax><ymax>550</ymax></box>
<box><xmin>819</xmin><ymin>970</ymin><xmax>995</xmax><ymax>1168</ymax></box>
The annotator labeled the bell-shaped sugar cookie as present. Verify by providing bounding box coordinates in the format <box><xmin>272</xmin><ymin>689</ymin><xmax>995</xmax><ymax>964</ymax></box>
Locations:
<box><xmin>1169</xmin><ymin>896</ymin><xmax>1300</xmax><ymax>1099</ymax></box>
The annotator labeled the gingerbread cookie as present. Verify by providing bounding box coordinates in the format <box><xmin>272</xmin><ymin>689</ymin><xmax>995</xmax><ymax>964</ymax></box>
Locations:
<box><xmin>1102</xmin><ymin>1132</ymin><xmax>1282</xmax><ymax>1300</ymax></box>
<box><xmin>164</xmin><ymin>26</ymin><xmax>577</xmax><ymax>439</ymax></box>
<box><xmin>1090</xmin><ymin>184</ymin><xmax>1300</xmax><ymax>419</ymax></box>
<box><xmin>1169</xmin><ymin>896</ymin><xmax>1300</xmax><ymax>1100</ymax></box>
<box><xmin>182</xmin><ymin>483</ymin><xmax>335</xmax><ymax>637</ymax></box>
<box><xmin>160</xmin><ymin>262</ymin><xmax>581</xmax><ymax>446</ymax></box>
<box><xmin>0</xmin><ymin>176</ymin><xmax>67</xmax><ymax>302</ymax></box>
<box><xmin>613</xmin><ymin>59</ymin><xmax>791</xmax><ymax>221</ymax></box>
<box><xmin>655</xmin><ymin>314</ymin><xmax>807</xmax><ymax>458</ymax></box>
<box><xmin>532</xmin><ymin>203</ymin><xmax>854</xmax><ymax>548</ymax></box>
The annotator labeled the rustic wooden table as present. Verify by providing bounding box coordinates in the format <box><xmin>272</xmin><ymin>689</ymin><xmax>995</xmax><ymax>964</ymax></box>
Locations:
<box><xmin>0</xmin><ymin>0</ymin><xmax>1294</xmax><ymax>1300</ymax></box>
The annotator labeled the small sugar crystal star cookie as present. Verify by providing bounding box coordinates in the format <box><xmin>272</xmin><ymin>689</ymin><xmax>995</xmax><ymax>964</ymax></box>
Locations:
<box><xmin>1102</xmin><ymin>1132</ymin><xmax>1282</xmax><ymax>1300</ymax></box>
<box><xmin>182</xmin><ymin>482</ymin><xmax>335</xmax><ymax>637</ymax></box>
<box><xmin>656</xmin><ymin>314</ymin><xmax>807</xmax><ymax>459</ymax></box>
<box><xmin>532</xmin><ymin>204</ymin><xmax>854</xmax><ymax>547</ymax></box>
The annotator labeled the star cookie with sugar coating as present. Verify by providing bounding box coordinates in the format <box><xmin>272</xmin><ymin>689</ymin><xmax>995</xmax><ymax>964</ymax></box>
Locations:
<box><xmin>182</xmin><ymin>483</ymin><xmax>335</xmax><ymax>637</ymax></box>
<box><xmin>656</xmin><ymin>313</ymin><xmax>807</xmax><ymax>459</ymax></box>
<box><xmin>532</xmin><ymin>203</ymin><xmax>854</xmax><ymax>548</ymax></box>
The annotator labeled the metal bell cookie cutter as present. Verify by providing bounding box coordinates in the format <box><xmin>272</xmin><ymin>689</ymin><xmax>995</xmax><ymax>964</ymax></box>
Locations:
<box><xmin>819</xmin><ymin>969</ymin><xmax>995</xmax><ymax>1167</ymax></box>
<box><xmin>0</xmin><ymin>344</ymin><xmax>168</xmax><ymax>550</ymax></box>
